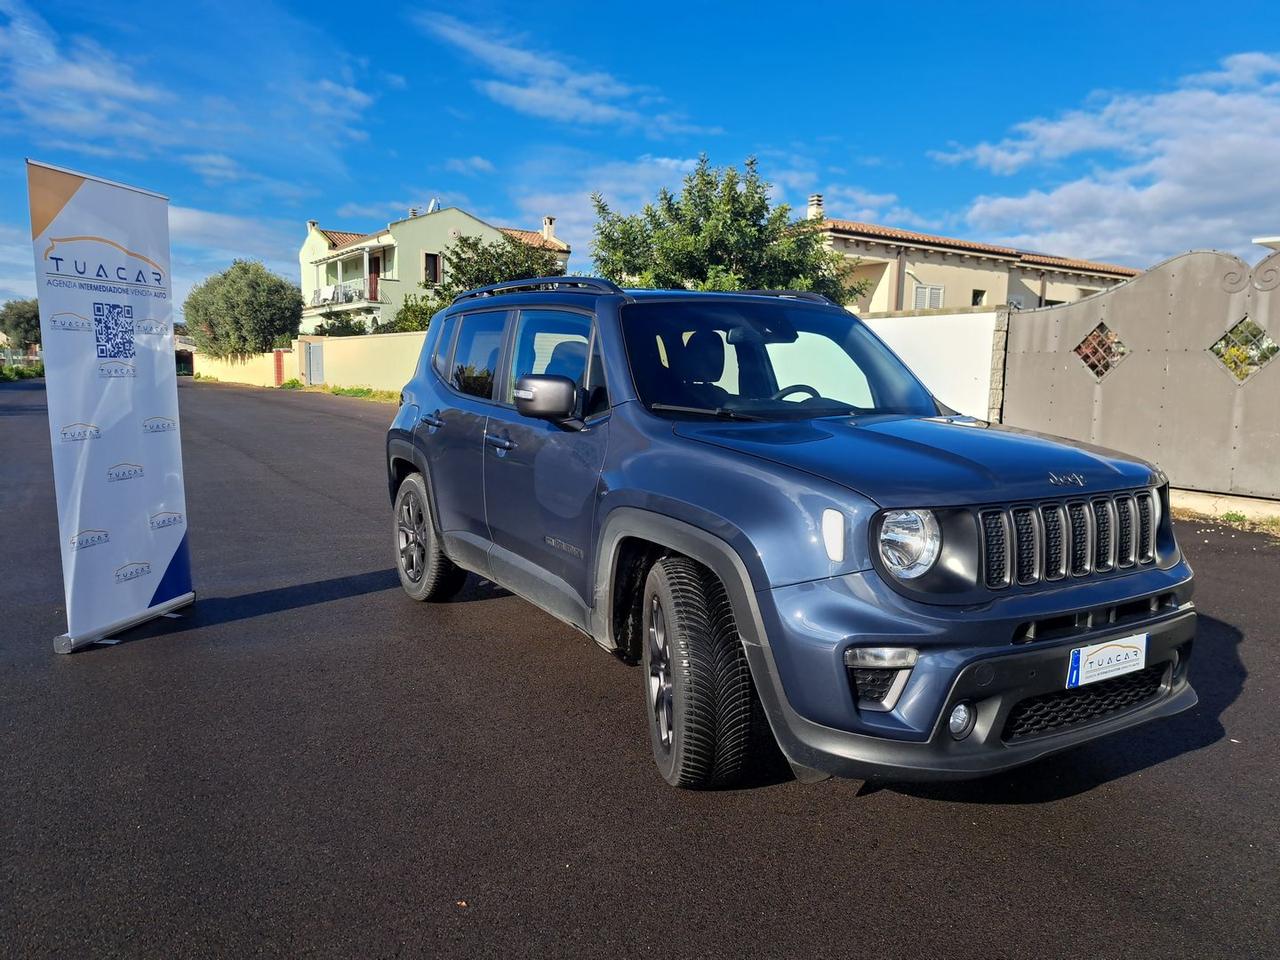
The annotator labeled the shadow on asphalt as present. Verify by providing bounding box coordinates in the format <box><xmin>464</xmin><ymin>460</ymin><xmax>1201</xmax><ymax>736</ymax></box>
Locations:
<box><xmin>886</xmin><ymin>613</ymin><xmax>1246</xmax><ymax>804</ymax></box>
<box><xmin>0</xmin><ymin>378</ymin><xmax>47</xmax><ymax>414</ymax></box>
<box><xmin>88</xmin><ymin>569</ymin><xmax>512</xmax><ymax>648</ymax></box>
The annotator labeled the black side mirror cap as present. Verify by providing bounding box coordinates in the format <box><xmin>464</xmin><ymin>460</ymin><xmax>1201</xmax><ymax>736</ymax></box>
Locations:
<box><xmin>515</xmin><ymin>374</ymin><xmax>578</xmax><ymax>422</ymax></box>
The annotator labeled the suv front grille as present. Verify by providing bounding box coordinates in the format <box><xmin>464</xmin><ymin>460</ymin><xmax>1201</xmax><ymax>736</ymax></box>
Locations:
<box><xmin>1002</xmin><ymin>663</ymin><xmax>1166</xmax><ymax>741</ymax></box>
<box><xmin>980</xmin><ymin>490</ymin><xmax>1158</xmax><ymax>589</ymax></box>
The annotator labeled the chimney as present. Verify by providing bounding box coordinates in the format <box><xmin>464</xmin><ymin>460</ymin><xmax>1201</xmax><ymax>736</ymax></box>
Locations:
<box><xmin>306</xmin><ymin>219</ymin><xmax>318</xmax><ymax>231</ymax></box>
<box><xmin>807</xmin><ymin>194</ymin><xmax>824</xmax><ymax>220</ymax></box>
<box><xmin>542</xmin><ymin>215</ymin><xmax>556</xmax><ymax>241</ymax></box>
<box><xmin>408</xmin><ymin>206</ymin><xmax>419</xmax><ymax>218</ymax></box>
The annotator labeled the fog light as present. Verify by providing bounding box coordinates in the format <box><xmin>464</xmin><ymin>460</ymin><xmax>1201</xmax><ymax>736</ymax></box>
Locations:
<box><xmin>844</xmin><ymin>646</ymin><xmax>918</xmax><ymax>669</ymax></box>
<box><xmin>948</xmin><ymin>702</ymin><xmax>975</xmax><ymax>740</ymax></box>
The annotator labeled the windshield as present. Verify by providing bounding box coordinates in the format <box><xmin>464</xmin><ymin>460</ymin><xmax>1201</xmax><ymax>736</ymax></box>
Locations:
<box><xmin>619</xmin><ymin>299</ymin><xmax>938</xmax><ymax>420</ymax></box>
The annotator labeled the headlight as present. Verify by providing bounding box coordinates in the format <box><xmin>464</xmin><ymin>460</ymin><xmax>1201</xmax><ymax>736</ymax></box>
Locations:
<box><xmin>878</xmin><ymin>509</ymin><xmax>941</xmax><ymax>579</ymax></box>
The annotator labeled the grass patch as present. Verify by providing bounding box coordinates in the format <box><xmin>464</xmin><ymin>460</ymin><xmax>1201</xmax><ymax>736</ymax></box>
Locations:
<box><xmin>327</xmin><ymin>384</ymin><xmax>399</xmax><ymax>403</ymax></box>
<box><xmin>1172</xmin><ymin>506</ymin><xmax>1280</xmax><ymax>542</ymax></box>
<box><xmin>192</xmin><ymin>372</ymin><xmax>219</xmax><ymax>382</ymax></box>
<box><xmin>279</xmin><ymin>378</ymin><xmax>303</xmax><ymax>389</ymax></box>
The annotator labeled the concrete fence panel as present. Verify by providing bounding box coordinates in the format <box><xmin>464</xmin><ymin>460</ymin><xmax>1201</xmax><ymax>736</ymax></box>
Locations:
<box><xmin>305</xmin><ymin>331</ymin><xmax>427</xmax><ymax>392</ymax></box>
<box><xmin>1002</xmin><ymin>250</ymin><xmax>1280</xmax><ymax>499</ymax></box>
<box><xmin>862</xmin><ymin>309</ymin><xmax>1002</xmax><ymax>419</ymax></box>
<box><xmin>195</xmin><ymin>351</ymin><xmax>280</xmax><ymax>387</ymax></box>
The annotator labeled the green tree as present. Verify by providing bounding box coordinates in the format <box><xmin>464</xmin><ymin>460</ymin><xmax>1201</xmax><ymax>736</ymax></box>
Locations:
<box><xmin>0</xmin><ymin>298</ymin><xmax>41</xmax><ymax>348</ymax></box>
<box><xmin>184</xmin><ymin>260</ymin><xmax>303</xmax><ymax>358</ymax></box>
<box><xmin>313</xmin><ymin>312</ymin><xmax>371</xmax><ymax>336</ymax></box>
<box><xmin>388</xmin><ymin>233</ymin><xmax>565</xmax><ymax>332</ymax></box>
<box><xmin>591</xmin><ymin>156</ymin><xmax>867</xmax><ymax>304</ymax></box>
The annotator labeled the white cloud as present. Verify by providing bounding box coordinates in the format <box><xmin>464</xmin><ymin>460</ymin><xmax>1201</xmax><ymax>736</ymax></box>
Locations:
<box><xmin>416</xmin><ymin>13</ymin><xmax>718</xmax><ymax>136</ymax></box>
<box><xmin>445</xmin><ymin>155</ymin><xmax>495</xmax><ymax>176</ymax></box>
<box><xmin>934</xmin><ymin>52</ymin><xmax>1280</xmax><ymax>264</ymax></box>
<box><xmin>0</xmin><ymin>0</ymin><xmax>172</xmax><ymax>151</ymax></box>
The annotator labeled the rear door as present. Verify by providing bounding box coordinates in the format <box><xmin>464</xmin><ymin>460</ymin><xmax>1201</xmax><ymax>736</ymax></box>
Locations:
<box><xmin>416</xmin><ymin>308</ymin><xmax>510</xmax><ymax>575</ymax></box>
<box><xmin>483</xmin><ymin>308</ymin><xmax>610</xmax><ymax>626</ymax></box>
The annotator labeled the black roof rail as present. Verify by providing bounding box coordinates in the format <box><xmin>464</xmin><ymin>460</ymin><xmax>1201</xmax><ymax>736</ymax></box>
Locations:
<box><xmin>740</xmin><ymin>289</ymin><xmax>839</xmax><ymax>305</ymax></box>
<box><xmin>453</xmin><ymin>275</ymin><xmax>624</xmax><ymax>303</ymax></box>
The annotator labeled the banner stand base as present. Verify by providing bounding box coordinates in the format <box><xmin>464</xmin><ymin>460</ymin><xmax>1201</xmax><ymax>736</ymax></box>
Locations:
<box><xmin>53</xmin><ymin>591</ymin><xmax>196</xmax><ymax>655</ymax></box>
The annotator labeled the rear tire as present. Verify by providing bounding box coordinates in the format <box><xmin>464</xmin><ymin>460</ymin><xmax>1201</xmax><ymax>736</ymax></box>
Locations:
<box><xmin>394</xmin><ymin>473</ymin><xmax>466</xmax><ymax>602</ymax></box>
<box><xmin>642</xmin><ymin>556</ymin><xmax>770</xmax><ymax>788</ymax></box>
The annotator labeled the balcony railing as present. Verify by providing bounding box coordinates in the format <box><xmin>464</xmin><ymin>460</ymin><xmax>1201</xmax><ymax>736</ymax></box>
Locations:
<box><xmin>308</xmin><ymin>278</ymin><xmax>385</xmax><ymax>308</ymax></box>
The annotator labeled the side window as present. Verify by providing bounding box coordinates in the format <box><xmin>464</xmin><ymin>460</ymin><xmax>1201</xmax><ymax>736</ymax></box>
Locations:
<box><xmin>431</xmin><ymin>312</ymin><xmax>458</xmax><ymax>380</ymax></box>
<box><xmin>451</xmin><ymin>312</ymin><xmax>506</xmax><ymax>399</ymax></box>
<box><xmin>423</xmin><ymin>252</ymin><xmax>442</xmax><ymax>285</ymax></box>
<box><xmin>506</xmin><ymin>309</ymin><xmax>591</xmax><ymax>403</ymax></box>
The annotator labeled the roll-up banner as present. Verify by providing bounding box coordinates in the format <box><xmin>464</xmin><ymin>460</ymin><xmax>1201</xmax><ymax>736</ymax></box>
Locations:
<box><xmin>26</xmin><ymin>160</ymin><xmax>194</xmax><ymax>654</ymax></box>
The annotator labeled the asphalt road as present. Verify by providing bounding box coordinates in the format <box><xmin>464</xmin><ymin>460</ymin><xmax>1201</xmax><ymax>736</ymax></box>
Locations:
<box><xmin>1</xmin><ymin>378</ymin><xmax>1277</xmax><ymax>959</ymax></box>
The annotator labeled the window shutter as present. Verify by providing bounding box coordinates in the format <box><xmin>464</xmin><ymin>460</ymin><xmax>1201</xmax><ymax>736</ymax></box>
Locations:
<box><xmin>913</xmin><ymin>285</ymin><xmax>928</xmax><ymax>309</ymax></box>
<box><xmin>929</xmin><ymin>285</ymin><xmax>943</xmax><ymax>309</ymax></box>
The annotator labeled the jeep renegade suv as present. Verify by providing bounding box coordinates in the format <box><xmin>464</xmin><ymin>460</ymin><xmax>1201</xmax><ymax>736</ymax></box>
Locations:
<box><xmin>386</xmin><ymin>277</ymin><xmax>1196</xmax><ymax>788</ymax></box>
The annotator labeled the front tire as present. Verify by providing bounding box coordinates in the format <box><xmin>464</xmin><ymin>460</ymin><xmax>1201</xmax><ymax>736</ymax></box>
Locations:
<box><xmin>394</xmin><ymin>473</ymin><xmax>466</xmax><ymax>601</ymax></box>
<box><xmin>642</xmin><ymin>556</ymin><xmax>770</xmax><ymax>788</ymax></box>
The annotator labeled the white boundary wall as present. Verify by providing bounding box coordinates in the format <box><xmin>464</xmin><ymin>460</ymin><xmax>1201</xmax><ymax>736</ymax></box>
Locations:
<box><xmin>861</xmin><ymin>309</ymin><xmax>1001</xmax><ymax>419</ymax></box>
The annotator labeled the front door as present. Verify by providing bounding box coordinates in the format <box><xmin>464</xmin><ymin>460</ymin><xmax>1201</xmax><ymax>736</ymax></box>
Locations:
<box><xmin>483</xmin><ymin>308</ymin><xmax>610</xmax><ymax>626</ymax></box>
<box><xmin>369</xmin><ymin>254</ymin><xmax>381</xmax><ymax>301</ymax></box>
<box><xmin>417</xmin><ymin>309</ymin><xmax>509</xmax><ymax>575</ymax></box>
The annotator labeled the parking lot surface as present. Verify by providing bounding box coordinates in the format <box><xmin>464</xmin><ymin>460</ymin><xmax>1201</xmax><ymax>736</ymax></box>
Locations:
<box><xmin>2</xmin><ymin>378</ymin><xmax>1277</xmax><ymax>959</ymax></box>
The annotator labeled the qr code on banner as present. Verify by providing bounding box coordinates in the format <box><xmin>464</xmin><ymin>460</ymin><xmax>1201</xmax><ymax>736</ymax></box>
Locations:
<box><xmin>93</xmin><ymin>302</ymin><xmax>135</xmax><ymax>359</ymax></box>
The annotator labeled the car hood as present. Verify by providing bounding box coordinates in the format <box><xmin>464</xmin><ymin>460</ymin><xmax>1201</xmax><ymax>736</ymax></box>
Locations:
<box><xmin>673</xmin><ymin>415</ymin><xmax>1160</xmax><ymax>508</ymax></box>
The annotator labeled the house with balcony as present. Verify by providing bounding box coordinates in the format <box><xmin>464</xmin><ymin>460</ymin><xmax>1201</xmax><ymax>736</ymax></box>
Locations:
<box><xmin>806</xmin><ymin>195</ymin><xmax>1141</xmax><ymax>313</ymax></box>
<box><xmin>298</xmin><ymin>206</ymin><xmax>570</xmax><ymax>333</ymax></box>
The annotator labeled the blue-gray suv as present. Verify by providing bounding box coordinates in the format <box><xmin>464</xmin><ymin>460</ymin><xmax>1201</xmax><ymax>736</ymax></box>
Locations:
<box><xmin>386</xmin><ymin>277</ymin><xmax>1197</xmax><ymax>788</ymax></box>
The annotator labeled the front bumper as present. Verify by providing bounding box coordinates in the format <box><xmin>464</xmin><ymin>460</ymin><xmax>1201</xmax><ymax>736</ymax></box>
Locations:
<box><xmin>744</xmin><ymin>566</ymin><xmax>1198</xmax><ymax>782</ymax></box>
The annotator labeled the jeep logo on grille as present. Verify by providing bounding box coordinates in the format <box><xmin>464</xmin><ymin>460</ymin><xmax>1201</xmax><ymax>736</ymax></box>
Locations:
<box><xmin>1048</xmin><ymin>472</ymin><xmax>1087</xmax><ymax>487</ymax></box>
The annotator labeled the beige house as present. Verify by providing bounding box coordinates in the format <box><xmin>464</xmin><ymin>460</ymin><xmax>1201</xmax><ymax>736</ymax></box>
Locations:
<box><xmin>807</xmin><ymin>195</ymin><xmax>1140</xmax><ymax>313</ymax></box>
<box><xmin>298</xmin><ymin>206</ymin><xmax>570</xmax><ymax>333</ymax></box>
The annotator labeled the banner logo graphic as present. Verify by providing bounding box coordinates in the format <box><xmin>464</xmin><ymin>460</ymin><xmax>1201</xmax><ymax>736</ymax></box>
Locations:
<box><xmin>142</xmin><ymin>416</ymin><xmax>177</xmax><ymax>434</ymax></box>
<box><xmin>113</xmin><ymin>561</ymin><xmax>153</xmax><ymax>584</ymax></box>
<box><xmin>42</xmin><ymin>236</ymin><xmax>166</xmax><ymax>288</ymax></box>
<box><xmin>70</xmin><ymin>529</ymin><xmax>111</xmax><ymax>550</ymax></box>
<box><xmin>107</xmin><ymin>462</ymin><xmax>144</xmax><ymax>483</ymax></box>
<box><xmin>60</xmin><ymin>422</ymin><xmax>102</xmax><ymax>442</ymax></box>
<box><xmin>98</xmin><ymin>358</ymin><xmax>136</xmax><ymax>378</ymax></box>
<box><xmin>50</xmin><ymin>311</ymin><xmax>92</xmax><ymax>332</ymax></box>
<box><xmin>149</xmin><ymin>511</ymin><xmax>185</xmax><ymax>530</ymax></box>
<box><xmin>135</xmin><ymin>318</ymin><xmax>168</xmax><ymax>336</ymax></box>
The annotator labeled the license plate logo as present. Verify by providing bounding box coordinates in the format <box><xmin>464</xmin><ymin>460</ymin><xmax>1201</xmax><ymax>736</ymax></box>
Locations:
<box><xmin>1066</xmin><ymin>634</ymin><xmax>1148</xmax><ymax>689</ymax></box>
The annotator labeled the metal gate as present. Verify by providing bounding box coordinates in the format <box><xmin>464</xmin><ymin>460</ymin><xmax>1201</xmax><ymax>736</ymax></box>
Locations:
<box><xmin>305</xmin><ymin>341</ymin><xmax>324</xmax><ymax>386</ymax></box>
<box><xmin>1002</xmin><ymin>250</ymin><xmax>1280</xmax><ymax>499</ymax></box>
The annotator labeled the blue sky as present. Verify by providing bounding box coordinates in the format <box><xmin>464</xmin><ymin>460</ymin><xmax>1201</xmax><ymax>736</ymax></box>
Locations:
<box><xmin>2</xmin><ymin>0</ymin><xmax>1280</xmax><ymax>309</ymax></box>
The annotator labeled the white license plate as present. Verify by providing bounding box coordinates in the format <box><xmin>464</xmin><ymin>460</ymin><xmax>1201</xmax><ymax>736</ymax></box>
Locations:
<box><xmin>1065</xmin><ymin>633</ymin><xmax>1148</xmax><ymax>689</ymax></box>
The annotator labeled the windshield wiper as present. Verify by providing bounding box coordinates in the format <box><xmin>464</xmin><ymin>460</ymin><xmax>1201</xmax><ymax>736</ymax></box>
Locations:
<box><xmin>648</xmin><ymin>403</ymin><xmax>766</xmax><ymax>422</ymax></box>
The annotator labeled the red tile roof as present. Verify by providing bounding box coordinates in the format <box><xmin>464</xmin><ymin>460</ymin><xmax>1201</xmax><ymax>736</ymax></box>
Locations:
<box><xmin>315</xmin><ymin>223</ymin><xmax>570</xmax><ymax>254</ymax></box>
<box><xmin>1016</xmin><ymin>252</ymin><xmax>1140</xmax><ymax>278</ymax></box>
<box><xmin>499</xmin><ymin>227</ymin><xmax>571</xmax><ymax>253</ymax></box>
<box><xmin>822</xmin><ymin>218</ymin><xmax>1140</xmax><ymax>278</ymax></box>
<box><xmin>318</xmin><ymin>229</ymin><xmax>369</xmax><ymax>248</ymax></box>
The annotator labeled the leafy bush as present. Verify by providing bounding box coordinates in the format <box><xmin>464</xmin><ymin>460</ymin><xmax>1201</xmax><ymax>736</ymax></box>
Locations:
<box><xmin>279</xmin><ymin>378</ymin><xmax>303</xmax><ymax>389</ymax></box>
<box><xmin>0</xmin><ymin>366</ymin><xmax>15</xmax><ymax>382</ymax></box>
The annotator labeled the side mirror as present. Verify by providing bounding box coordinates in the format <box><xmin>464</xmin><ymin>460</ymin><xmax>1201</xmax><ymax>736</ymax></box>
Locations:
<box><xmin>514</xmin><ymin>374</ymin><xmax>578</xmax><ymax>421</ymax></box>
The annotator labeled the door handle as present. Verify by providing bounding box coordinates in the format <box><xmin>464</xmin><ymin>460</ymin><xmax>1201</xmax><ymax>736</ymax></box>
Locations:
<box><xmin>484</xmin><ymin>433</ymin><xmax>516</xmax><ymax>451</ymax></box>
<box><xmin>420</xmin><ymin>412</ymin><xmax>445</xmax><ymax>428</ymax></box>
